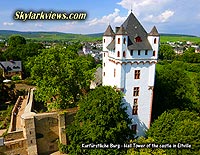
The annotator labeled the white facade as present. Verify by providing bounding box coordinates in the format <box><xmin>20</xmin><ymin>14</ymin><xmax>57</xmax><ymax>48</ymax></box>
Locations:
<box><xmin>102</xmin><ymin>13</ymin><xmax>159</xmax><ymax>137</ymax></box>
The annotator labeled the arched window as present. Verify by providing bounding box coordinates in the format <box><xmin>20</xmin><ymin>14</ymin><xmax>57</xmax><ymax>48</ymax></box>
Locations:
<box><xmin>154</xmin><ymin>38</ymin><xmax>157</xmax><ymax>44</ymax></box>
<box><xmin>153</xmin><ymin>50</ymin><xmax>156</xmax><ymax>56</ymax></box>
<box><xmin>123</xmin><ymin>38</ymin><xmax>126</xmax><ymax>44</ymax></box>
<box><xmin>118</xmin><ymin>38</ymin><xmax>120</xmax><ymax>44</ymax></box>
<box><xmin>135</xmin><ymin>36</ymin><xmax>142</xmax><ymax>42</ymax></box>
<box><xmin>123</xmin><ymin>51</ymin><xmax>126</xmax><ymax>57</ymax></box>
<box><xmin>117</xmin><ymin>51</ymin><xmax>120</xmax><ymax>57</ymax></box>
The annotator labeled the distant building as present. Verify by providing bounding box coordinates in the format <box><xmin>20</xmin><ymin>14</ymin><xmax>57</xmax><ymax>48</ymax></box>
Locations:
<box><xmin>0</xmin><ymin>61</ymin><xmax>22</xmax><ymax>79</ymax></box>
<box><xmin>102</xmin><ymin>12</ymin><xmax>159</xmax><ymax>136</ymax></box>
<box><xmin>82</xmin><ymin>43</ymin><xmax>92</xmax><ymax>54</ymax></box>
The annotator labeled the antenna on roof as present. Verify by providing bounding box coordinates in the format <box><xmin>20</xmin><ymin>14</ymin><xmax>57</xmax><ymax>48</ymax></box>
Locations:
<box><xmin>131</xmin><ymin>4</ymin><xmax>133</xmax><ymax>12</ymax></box>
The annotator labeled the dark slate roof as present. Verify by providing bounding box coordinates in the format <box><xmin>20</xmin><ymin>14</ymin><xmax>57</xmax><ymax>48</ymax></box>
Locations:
<box><xmin>107</xmin><ymin>39</ymin><xmax>115</xmax><ymax>50</ymax></box>
<box><xmin>116</xmin><ymin>26</ymin><xmax>127</xmax><ymax>35</ymax></box>
<box><xmin>0</xmin><ymin>61</ymin><xmax>22</xmax><ymax>72</ymax></box>
<box><xmin>149</xmin><ymin>26</ymin><xmax>159</xmax><ymax>36</ymax></box>
<box><xmin>122</xmin><ymin>12</ymin><xmax>152</xmax><ymax>50</ymax></box>
<box><xmin>103</xmin><ymin>25</ymin><xmax>115</xmax><ymax>36</ymax></box>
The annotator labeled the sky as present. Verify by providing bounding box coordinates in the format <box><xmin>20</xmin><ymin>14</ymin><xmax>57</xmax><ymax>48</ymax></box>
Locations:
<box><xmin>0</xmin><ymin>0</ymin><xmax>200</xmax><ymax>36</ymax></box>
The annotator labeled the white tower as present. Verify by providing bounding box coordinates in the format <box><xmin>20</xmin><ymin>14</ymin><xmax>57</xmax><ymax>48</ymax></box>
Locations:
<box><xmin>102</xmin><ymin>12</ymin><xmax>159</xmax><ymax>137</ymax></box>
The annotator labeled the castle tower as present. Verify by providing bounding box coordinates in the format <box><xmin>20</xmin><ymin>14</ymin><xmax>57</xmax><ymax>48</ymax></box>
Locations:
<box><xmin>102</xmin><ymin>12</ymin><xmax>159</xmax><ymax>136</ymax></box>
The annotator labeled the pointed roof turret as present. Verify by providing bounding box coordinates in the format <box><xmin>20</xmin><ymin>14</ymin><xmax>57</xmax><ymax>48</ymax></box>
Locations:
<box><xmin>122</xmin><ymin>12</ymin><xmax>152</xmax><ymax>50</ymax></box>
<box><xmin>103</xmin><ymin>25</ymin><xmax>115</xmax><ymax>36</ymax></box>
<box><xmin>116</xmin><ymin>26</ymin><xmax>127</xmax><ymax>35</ymax></box>
<box><xmin>149</xmin><ymin>26</ymin><xmax>159</xmax><ymax>36</ymax></box>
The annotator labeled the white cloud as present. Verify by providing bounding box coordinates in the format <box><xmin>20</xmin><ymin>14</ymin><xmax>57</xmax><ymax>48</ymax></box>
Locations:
<box><xmin>87</xmin><ymin>8</ymin><xmax>126</xmax><ymax>26</ymax></box>
<box><xmin>158</xmin><ymin>10</ymin><xmax>174</xmax><ymax>22</ymax></box>
<box><xmin>35</xmin><ymin>23</ymin><xmax>43</xmax><ymax>27</ymax></box>
<box><xmin>3</xmin><ymin>22</ymin><xmax>14</xmax><ymax>26</ymax></box>
<box><xmin>144</xmin><ymin>10</ymin><xmax>174</xmax><ymax>23</ymax></box>
<box><xmin>117</xmin><ymin>0</ymin><xmax>172</xmax><ymax>16</ymax></box>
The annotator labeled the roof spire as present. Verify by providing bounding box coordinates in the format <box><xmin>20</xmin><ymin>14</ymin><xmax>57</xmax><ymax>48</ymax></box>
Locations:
<box><xmin>103</xmin><ymin>25</ymin><xmax>115</xmax><ymax>36</ymax></box>
<box><xmin>131</xmin><ymin>4</ymin><xmax>132</xmax><ymax>13</ymax></box>
<box><xmin>149</xmin><ymin>26</ymin><xmax>159</xmax><ymax>36</ymax></box>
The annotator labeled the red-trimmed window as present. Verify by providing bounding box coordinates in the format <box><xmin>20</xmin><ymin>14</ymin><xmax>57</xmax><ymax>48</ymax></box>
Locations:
<box><xmin>123</xmin><ymin>51</ymin><xmax>126</xmax><ymax>57</ymax></box>
<box><xmin>132</xmin><ymin>99</ymin><xmax>138</xmax><ymax>115</ymax></box>
<box><xmin>131</xmin><ymin>124</ymin><xmax>137</xmax><ymax>134</ymax></box>
<box><xmin>153</xmin><ymin>50</ymin><xmax>156</xmax><ymax>56</ymax></box>
<box><xmin>135</xmin><ymin>36</ymin><xmax>142</xmax><ymax>42</ymax></box>
<box><xmin>154</xmin><ymin>38</ymin><xmax>157</xmax><ymax>44</ymax></box>
<box><xmin>117</xmin><ymin>51</ymin><xmax>120</xmax><ymax>57</ymax></box>
<box><xmin>134</xmin><ymin>70</ymin><xmax>140</xmax><ymax>79</ymax></box>
<box><xmin>118</xmin><ymin>38</ymin><xmax>120</xmax><ymax>44</ymax></box>
<box><xmin>133</xmin><ymin>87</ymin><xmax>140</xmax><ymax>96</ymax></box>
<box><xmin>123</xmin><ymin>38</ymin><xmax>126</xmax><ymax>44</ymax></box>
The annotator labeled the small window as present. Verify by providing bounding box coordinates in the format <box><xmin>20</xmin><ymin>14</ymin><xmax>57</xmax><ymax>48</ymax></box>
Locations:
<box><xmin>118</xmin><ymin>38</ymin><xmax>120</xmax><ymax>44</ymax></box>
<box><xmin>134</xmin><ymin>70</ymin><xmax>140</xmax><ymax>79</ymax></box>
<box><xmin>104</xmin><ymin>39</ymin><xmax>105</xmax><ymax>43</ymax></box>
<box><xmin>103</xmin><ymin>63</ymin><xmax>105</xmax><ymax>67</ymax></box>
<box><xmin>30</xmin><ymin>131</ymin><xmax>31</xmax><ymax>135</ymax></box>
<box><xmin>133</xmin><ymin>87</ymin><xmax>139</xmax><ymax>96</ymax></box>
<box><xmin>114</xmin><ymin>69</ymin><xmax>116</xmax><ymax>77</ymax></box>
<box><xmin>154</xmin><ymin>38</ymin><xmax>157</xmax><ymax>44</ymax></box>
<box><xmin>135</xmin><ymin>36</ymin><xmax>142</xmax><ymax>42</ymax></box>
<box><xmin>30</xmin><ymin>140</ymin><xmax>32</xmax><ymax>144</ymax></box>
<box><xmin>131</xmin><ymin>124</ymin><xmax>137</xmax><ymax>134</ymax></box>
<box><xmin>145</xmin><ymin>50</ymin><xmax>148</xmax><ymax>55</ymax></box>
<box><xmin>130</xmin><ymin>50</ymin><xmax>133</xmax><ymax>56</ymax></box>
<box><xmin>104</xmin><ymin>53</ymin><xmax>105</xmax><ymax>57</ymax></box>
<box><xmin>123</xmin><ymin>38</ymin><xmax>126</xmax><ymax>44</ymax></box>
<box><xmin>123</xmin><ymin>51</ymin><xmax>126</xmax><ymax>57</ymax></box>
<box><xmin>103</xmin><ymin>72</ymin><xmax>105</xmax><ymax>76</ymax></box>
<box><xmin>117</xmin><ymin>51</ymin><xmax>120</xmax><ymax>57</ymax></box>
<box><xmin>138</xmin><ymin>50</ymin><xmax>140</xmax><ymax>55</ymax></box>
<box><xmin>153</xmin><ymin>50</ymin><xmax>156</xmax><ymax>56</ymax></box>
<box><xmin>132</xmin><ymin>99</ymin><xmax>138</xmax><ymax>115</ymax></box>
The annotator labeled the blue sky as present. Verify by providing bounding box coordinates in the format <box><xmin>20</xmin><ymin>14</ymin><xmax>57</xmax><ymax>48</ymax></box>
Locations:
<box><xmin>1</xmin><ymin>0</ymin><xmax>200</xmax><ymax>36</ymax></box>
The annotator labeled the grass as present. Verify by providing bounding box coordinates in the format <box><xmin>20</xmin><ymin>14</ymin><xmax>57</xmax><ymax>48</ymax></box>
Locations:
<box><xmin>1</xmin><ymin>30</ymin><xmax>200</xmax><ymax>43</ymax></box>
<box><xmin>0</xmin><ymin>105</ymin><xmax>13</xmax><ymax>129</ymax></box>
<box><xmin>160</xmin><ymin>36</ymin><xmax>200</xmax><ymax>43</ymax></box>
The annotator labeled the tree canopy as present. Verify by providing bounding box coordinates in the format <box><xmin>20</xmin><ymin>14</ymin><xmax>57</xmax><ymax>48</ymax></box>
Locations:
<box><xmin>152</xmin><ymin>61</ymin><xmax>198</xmax><ymax>119</ymax></box>
<box><xmin>27</xmin><ymin>47</ymin><xmax>95</xmax><ymax>109</ymax></box>
<box><xmin>147</xmin><ymin>109</ymin><xmax>200</xmax><ymax>155</ymax></box>
<box><xmin>66</xmin><ymin>86</ymin><xmax>134</xmax><ymax>155</ymax></box>
<box><xmin>127</xmin><ymin>137</ymin><xmax>166</xmax><ymax>155</ymax></box>
<box><xmin>8</xmin><ymin>35</ymin><xmax>26</xmax><ymax>47</ymax></box>
<box><xmin>158</xmin><ymin>44</ymin><xmax>176</xmax><ymax>60</ymax></box>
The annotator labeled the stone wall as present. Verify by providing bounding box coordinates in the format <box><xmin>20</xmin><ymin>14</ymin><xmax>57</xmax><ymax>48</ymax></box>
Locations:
<box><xmin>1</xmin><ymin>138</ymin><xmax>28</xmax><ymax>155</ymax></box>
<box><xmin>34</xmin><ymin>113</ymin><xmax>60</xmax><ymax>155</ymax></box>
<box><xmin>4</xmin><ymin>131</ymin><xmax>24</xmax><ymax>141</ymax></box>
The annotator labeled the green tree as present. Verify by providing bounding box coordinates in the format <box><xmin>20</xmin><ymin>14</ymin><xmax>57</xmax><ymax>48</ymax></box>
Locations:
<box><xmin>3</xmin><ymin>42</ymin><xmax>43</xmax><ymax>61</ymax></box>
<box><xmin>67</xmin><ymin>86</ymin><xmax>134</xmax><ymax>155</ymax></box>
<box><xmin>152</xmin><ymin>61</ymin><xmax>196</xmax><ymax>119</ymax></box>
<box><xmin>27</xmin><ymin>47</ymin><xmax>95</xmax><ymax>109</ymax></box>
<box><xmin>8</xmin><ymin>35</ymin><xmax>26</xmax><ymax>47</ymax></box>
<box><xmin>0</xmin><ymin>71</ymin><xmax>15</xmax><ymax>105</ymax></box>
<box><xmin>147</xmin><ymin>109</ymin><xmax>200</xmax><ymax>155</ymax></box>
<box><xmin>127</xmin><ymin>137</ymin><xmax>166</xmax><ymax>155</ymax></box>
<box><xmin>159</xmin><ymin>44</ymin><xmax>175</xmax><ymax>60</ymax></box>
